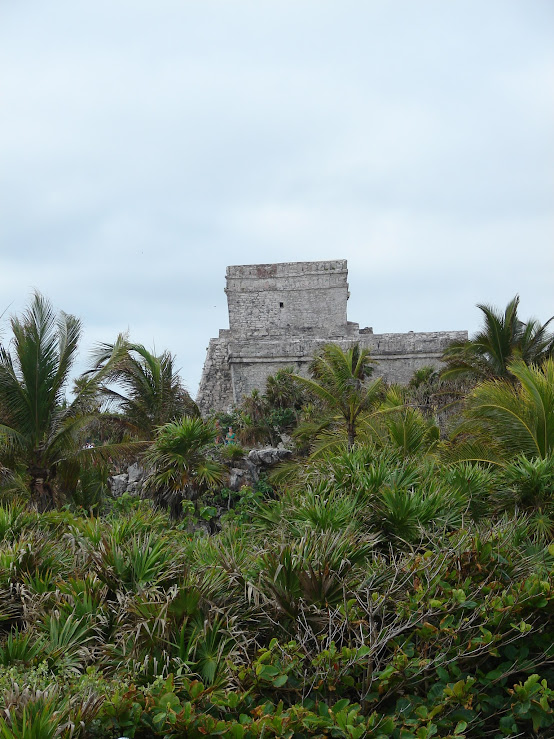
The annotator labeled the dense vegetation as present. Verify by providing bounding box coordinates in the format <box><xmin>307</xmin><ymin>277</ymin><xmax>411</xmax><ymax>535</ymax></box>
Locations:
<box><xmin>0</xmin><ymin>293</ymin><xmax>554</xmax><ymax>738</ymax></box>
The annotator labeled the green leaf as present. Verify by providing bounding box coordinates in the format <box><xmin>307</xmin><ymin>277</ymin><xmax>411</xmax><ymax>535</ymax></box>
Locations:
<box><xmin>189</xmin><ymin>680</ymin><xmax>205</xmax><ymax>699</ymax></box>
<box><xmin>318</xmin><ymin>702</ymin><xmax>330</xmax><ymax>717</ymax></box>
<box><xmin>258</xmin><ymin>665</ymin><xmax>281</xmax><ymax>679</ymax></box>
<box><xmin>157</xmin><ymin>693</ymin><xmax>181</xmax><ymax>711</ymax></box>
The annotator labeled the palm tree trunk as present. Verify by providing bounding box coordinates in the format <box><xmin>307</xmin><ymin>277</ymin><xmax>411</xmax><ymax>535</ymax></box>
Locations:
<box><xmin>347</xmin><ymin>423</ymin><xmax>356</xmax><ymax>450</ymax></box>
<box><xmin>28</xmin><ymin>467</ymin><xmax>55</xmax><ymax>511</ymax></box>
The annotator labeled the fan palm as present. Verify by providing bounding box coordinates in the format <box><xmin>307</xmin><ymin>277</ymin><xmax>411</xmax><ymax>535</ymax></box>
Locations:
<box><xmin>498</xmin><ymin>455</ymin><xmax>554</xmax><ymax>541</ymax></box>
<box><xmin>143</xmin><ymin>417</ymin><xmax>225</xmax><ymax>517</ymax></box>
<box><xmin>0</xmin><ymin>293</ymin><xmax>129</xmax><ymax>509</ymax></box>
<box><xmin>264</xmin><ymin>366</ymin><xmax>305</xmax><ymax>411</ymax></box>
<box><xmin>293</xmin><ymin>343</ymin><xmax>382</xmax><ymax>449</ymax></box>
<box><xmin>90</xmin><ymin>339</ymin><xmax>198</xmax><ymax>439</ymax></box>
<box><xmin>442</xmin><ymin>295</ymin><xmax>554</xmax><ymax>382</ymax></box>
<box><xmin>362</xmin><ymin>386</ymin><xmax>440</xmax><ymax>458</ymax></box>
<box><xmin>234</xmin><ymin>389</ymin><xmax>272</xmax><ymax>446</ymax></box>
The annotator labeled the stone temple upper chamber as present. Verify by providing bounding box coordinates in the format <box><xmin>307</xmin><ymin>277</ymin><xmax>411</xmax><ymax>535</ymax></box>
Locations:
<box><xmin>196</xmin><ymin>260</ymin><xmax>467</xmax><ymax>414</ymax></box>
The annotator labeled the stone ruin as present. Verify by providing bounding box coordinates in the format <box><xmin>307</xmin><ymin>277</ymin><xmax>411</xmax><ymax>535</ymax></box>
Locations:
<box><xmin>196</xmin><ymin>260</ymin><xmax>467</xmax><ymax>415</ymax></box>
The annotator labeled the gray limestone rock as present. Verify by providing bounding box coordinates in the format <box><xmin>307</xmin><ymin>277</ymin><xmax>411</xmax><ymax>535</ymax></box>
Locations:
<box><xmin>229</xmin><ymin>467</ymin><xmax>247</xmax><ymax>491</ymax></box>
<box><xmin>224</xmin><ymin>447</ymin><xmax>291</xmax><ymax>491</ymax></box>
<box><xmin>244</xmin><ymin>459</ymin><xmax>260</xmax><ymax>484</ymax></box>
<box><xmin>127</xmin><ymin>462</ymin><xmax>144</xmax><ymax>485</ymax></box>
<box><xmin>109</xmin><ymin>462</ymin><xmax>147</xmax><ymax>498</ymax></box>
<box><xmin>248</xmin><ymin>447</ymin><xmax>293</xmax><ymax>467</ymax></box>
<box><xmin>109</xmin><ymin>473</ymin><xmax>129</xmax><ymax>498</ymax></box>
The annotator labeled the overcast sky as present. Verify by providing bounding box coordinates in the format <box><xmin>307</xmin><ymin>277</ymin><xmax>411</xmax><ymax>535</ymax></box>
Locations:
<box><xmin>1</xmin><ymin>1</ymin><xmax>553</xmax><ymax>397</ymax></box>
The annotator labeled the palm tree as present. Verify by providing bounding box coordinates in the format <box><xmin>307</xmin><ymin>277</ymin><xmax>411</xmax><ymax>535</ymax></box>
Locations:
<box><xmin>293</xmin><ymin>343</ymin><xmax>382</xmax><ymax>449</ymax></box>
<box><xmin>235</xmin><ymin>389</ymin><xmax>272</xmax><ymax>447</ymax></box>
<box><xmin>382</xmin><ymin>408</ymin><xmax>439</xmax><ymax>459</ymax></box>
<box><xmin>89</xmin><ymin>339</ymin><xmax>199</xmax><ymax>440</ymax></box>
<box><xmin>264</xmin><ymin>366</ymin><xmax>305</xmax><ymax>411</ymax></box>
<box><xmin>143</xmin><ymin>416</ymin><xmax>225</xmax><ymax>517</ymax></box>
<box><xmin>229</xmin><ymin>369</ymin><xmax>306</xmax><ymax>448</ymax></box>
<box><xmin>0</xmin><ymin>293</ymin><xmax>128</xmax><ymax>509</ymax></box>
<box><xmin>446</xmin><ymin>359</ymin><xmax>554</xmax><ymax>464</ymax></box>
<box><xmin>355</xmin><ymin>386</ymin><xmax>440</xmax><ymax>459</ymax></box>
<box><xmin>442</xmin><ymin>295</ymin><xmax>554</xmax><ymax>382</ymax></box>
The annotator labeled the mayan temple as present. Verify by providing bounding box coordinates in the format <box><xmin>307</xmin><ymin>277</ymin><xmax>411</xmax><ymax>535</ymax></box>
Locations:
<box><xmin>197</xmin><ymin>260</ymin><xmax>467</xmax><ymax>414</ymax></box>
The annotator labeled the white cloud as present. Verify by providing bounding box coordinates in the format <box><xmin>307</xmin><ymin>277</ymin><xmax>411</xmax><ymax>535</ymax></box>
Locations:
<box><xmin>1</xmin><ymin>0</ymin><xmax>553</xmax><ymax>395</ymax></box>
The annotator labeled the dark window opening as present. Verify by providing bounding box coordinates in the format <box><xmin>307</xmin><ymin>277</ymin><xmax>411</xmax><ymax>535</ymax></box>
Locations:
<box><xmin>279</xmin><ymin>302</ymin><xmax>284</xmax><ymax>308</ymax></box>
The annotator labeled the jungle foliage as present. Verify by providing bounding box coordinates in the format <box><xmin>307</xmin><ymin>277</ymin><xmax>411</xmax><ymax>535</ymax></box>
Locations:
<box><xmin>1</xmin><ymin>295</ymin><xmax>554</xmax><ymax>737</ymax></box>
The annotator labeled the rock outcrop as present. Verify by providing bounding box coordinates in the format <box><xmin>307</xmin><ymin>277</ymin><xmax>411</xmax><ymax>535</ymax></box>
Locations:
<box><xmin>107</xmin><ymin>447</ymin><xmax>293</xmax><ymax>498</ymax></box>
<box><xmin>108</xmin><ymin>463</ymin><xmax>147</xmax><ymax>498</ymax></box>
<box><xmin>227</xmin><ymin>447</ymin><xmax>293</xmax><ymax>491</ymax></box>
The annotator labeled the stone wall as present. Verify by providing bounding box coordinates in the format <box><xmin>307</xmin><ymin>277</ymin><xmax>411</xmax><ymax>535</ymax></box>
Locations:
<box><xmin>226</xmin><ymin>260</ymin><xmax>349</xmax><ymax>337</ymax></box>
<box><xmin>196</xmin><ymin>260</ymin><xmax>467</xmax><ymax>415</ymax></box>
<box><xmin>197</xmin><ymin>333</ymin><xmax>235</xmax><ymax>410</ymax></box>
